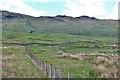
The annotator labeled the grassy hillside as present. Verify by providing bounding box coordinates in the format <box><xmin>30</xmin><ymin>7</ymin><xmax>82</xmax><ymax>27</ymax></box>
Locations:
<box><xmin>2</xmin><ymin>11</ymin><xmax>119</xmax><ymax>78</ymax></box>
<box><xmin>2</xmin><ymin>11</ymin><xmax>118</xmax><ymax>38</ymax></box>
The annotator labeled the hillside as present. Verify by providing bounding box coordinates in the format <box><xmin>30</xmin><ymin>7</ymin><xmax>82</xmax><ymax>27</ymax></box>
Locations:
<box><xmin>2</xmin><ymin>10</ymin><xmax>118</xmax><ymax>37</ymax></box>
<box><xmin>2</xmin><ymin>11</ymin><xmax>119</xmax><ymax>78</ymax></box>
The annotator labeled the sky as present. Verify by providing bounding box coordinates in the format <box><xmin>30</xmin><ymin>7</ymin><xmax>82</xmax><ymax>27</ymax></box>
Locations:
<box><xmin>0</xmin><ymin>0</ymin><xmax>119</xmax><ymax>19</ymax></box>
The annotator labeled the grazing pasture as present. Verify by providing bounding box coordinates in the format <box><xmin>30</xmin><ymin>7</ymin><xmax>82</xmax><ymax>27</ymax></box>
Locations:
<box><xmin>2</xmin><ymin>34</ymin><xmax>119</xmax><ymax>78</ymax></box>
<box><xmin>2</xmin><ymin>11</ymin><xmax>119</xmax><ymax>78</ymax></box>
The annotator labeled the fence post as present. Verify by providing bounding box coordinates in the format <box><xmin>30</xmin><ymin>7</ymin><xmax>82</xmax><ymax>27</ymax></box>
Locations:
<box><xmin>53</xmin><ymin>68</ymin><xmax>57</xmax><ymax>78</ymax></box>
<box><xmin>34</xmin><ymin>56</ymin><xmax>37</xmax><ymax>62</ymax></box>
<box><xmin>40</xmin><ymin>60</ymin><xmax>42</xmax><ymax>69</ymax></box>
<box><xmin>59</xmin><ymin>69</ymin><xmax>62</xmax><ymax>79</ymax></box>
<box><xmin>41</xmin><ymin>61</ymin><xmax>43</xmax><ymax>70</ymax></box>
<box><xmin>37</xmin><ymin>59</ymin><xmax>41</xmax><ymax>68</ymax></box>
<box><xmin>45</xmin><ymin>61</ymin><xmax>48</xmax><ymax>76</ymax></box>
<box><xmin>32</xmin><ymin>55</ymin><xmax>35</xmax><ymax>63</ymax></box>
<box><xmin>31</xmin><ymin>54</ymin><xmax>34</xmax><ymax>60</ymax></box>
<box><xmin>25</xmin><ymin>45</ymin><xmax>28</xmax><ymax>52</ymax></box>
<box><xmin>36</xmin><ymin>57</ymin><xmax>39</xmax><ymax>66</ymax></box>
<box><xmin>42</xmin><ymin>61</ymin><xmax>45</xmax><ymax>71</ymax></box>
<box><xmin>49</xmin><ymin>64</ymin><xmax>52</xmax><ymax>79</ymax></box>
<box><xmin>68</xmin><ymin>70</ymin><xmax>71</xmax><ymax>80</ymax></box>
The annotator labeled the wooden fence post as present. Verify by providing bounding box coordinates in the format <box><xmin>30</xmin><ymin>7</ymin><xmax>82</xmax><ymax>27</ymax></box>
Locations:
<box><xmin>42</xmin><ymin>61</ymin><xmax>45</xmax><ymax>71</ymax></box>
<box><xmin>49</xmin><ymin>64</ymin><xmax>52</xmax><ymax>79</ymax></box>
<box><xmin>37</xmin><ymin>59</ymin><xmax>41</xmax><ymax>69</ymax></box>
<box><xmin>59</xmin><ymin>69</ymin><xmax>62</xmax><ymax>79</ymax></box>
<box><xmin>53</xmin><ymin>68</ymin><xmax>57</xmax><ymax>78</ymax></box>
<box><xmin>25</xmin><ymin>45</ymin><xmax>28</xmax><ymax>52</ymax></box>
<box><xmin>36</xmin><ymin>57</ymin><xmax>39</xmax><ymax>66</ymax></box>
<box><xmin>45</xmin><ymin>61</ymin><xmax>48</xmax><ymax>76</ymax></box>
<box><xmin>41</xmin><ymin>61</ymin><xmax>43</xmax><ymax>70</ymax></box>
<box><xmin>68</xmin><ymin>70</ymin><xmax>71</xmax><ymax>80</ymax></box>
<box><xmin>39</xmin><ymin>59</ymin><xmax>41</xmax><ymax>68</ymax></box>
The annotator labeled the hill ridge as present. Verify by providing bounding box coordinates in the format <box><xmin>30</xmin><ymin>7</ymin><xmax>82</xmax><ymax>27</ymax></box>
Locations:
<box><xmin>1</xmin><ymin>10</ymin><xmax>118</xmax><ymax>21</ymax></box>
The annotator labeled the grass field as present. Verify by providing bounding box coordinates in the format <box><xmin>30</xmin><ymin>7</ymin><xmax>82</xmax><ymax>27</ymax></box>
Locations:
<box><xmin>1</xmin><ymin>10</ymin><xmax>119</xmax><ymax>78</ymax></box>
<box><xmin>2</xmin><ymin>45</ymin><xmax>46</xmax><ymax>78</ymax></box>
<box><xmin>2</xmin><ymin>33</ymin><xmax>119</xmax><ymax>78</ymax></box>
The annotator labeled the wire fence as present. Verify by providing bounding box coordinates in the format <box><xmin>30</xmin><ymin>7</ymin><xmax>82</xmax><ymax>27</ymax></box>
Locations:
<box><xmin>26</xmin><ymin>53</ymin><xmax>71</xmax><ymax>79</ymax></box>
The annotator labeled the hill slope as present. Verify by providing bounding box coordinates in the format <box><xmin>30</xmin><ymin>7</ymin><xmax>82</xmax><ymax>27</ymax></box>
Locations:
<box><xmin>1</xmin><ymin>10</ymin><xmax>118</xmax><ymax>37</ymax></box>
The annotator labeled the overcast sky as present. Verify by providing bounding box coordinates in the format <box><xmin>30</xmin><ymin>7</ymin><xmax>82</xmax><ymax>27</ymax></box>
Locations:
<box><xmin>0</xmin><ymin>0</ymin><xmax>119</xmax><ymax>19</ymax></box>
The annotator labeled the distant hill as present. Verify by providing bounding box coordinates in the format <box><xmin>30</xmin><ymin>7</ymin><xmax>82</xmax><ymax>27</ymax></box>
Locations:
<box><xmin>1</xmin><ymin>10</ymin><xmax>118</xmax><ymax>37</ymax></box>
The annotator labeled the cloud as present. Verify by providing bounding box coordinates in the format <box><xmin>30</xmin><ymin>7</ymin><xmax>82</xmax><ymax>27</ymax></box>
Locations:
<box><xmin>0</xmin><ymin>0</ymin><xmax>47</xmax><ymax>17</ymax></box>
<box><xmin>63</xmin><ymin>0</ymin><xmax>119</xmax><ymax>19</ymax></box>
<box><xmin>23</xmin><ymin>0</ymin><xmax>47</xmax><ymax>3</ymax></box>
<box><xmin>63</xmin><ymin>0</ymin><xmax>107</xmax><ymax>17</ymax></box>
<box><xmin>0</xmin><ymin>0</ymin><xmax>119</xmax><ymax>19</ymax></box>
<box><xmin>37</xmin><ymin>0</ymin><xmax>47</xmax><ymax>2</ymax></box>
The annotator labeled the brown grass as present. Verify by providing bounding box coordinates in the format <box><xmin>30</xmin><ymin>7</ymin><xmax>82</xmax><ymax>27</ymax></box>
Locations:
<box><xmin>57</xmin><ymin>51</ymin><xmax>84</xmax><ymax>60</ymax></box>
<box><xmin>2</xmin><ymin>54</ymin><xmax>16</xmax><ymax>61</ymax></box>
<box><xmin>93</xmin><ymin>63</ymin><xmax>118</xmax><ymax>78</ymax></box>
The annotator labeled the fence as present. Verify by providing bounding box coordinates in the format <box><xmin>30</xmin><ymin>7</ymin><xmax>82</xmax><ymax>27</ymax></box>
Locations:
<box><xmin>26</xmin><ymin>53</ymin><xmax>71</xmax><ymax>79</ymax></box>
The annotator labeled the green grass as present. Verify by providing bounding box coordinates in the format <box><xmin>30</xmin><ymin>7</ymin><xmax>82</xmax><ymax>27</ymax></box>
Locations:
<box><xmin>2</xmin><ymin>12</ymin><xmax>118</xmax><ymax>78</ymax></box>
<box><xmin>2</xmin><ymin>46</ymin><xmax>46</xmax><ymax>78</ymax></box>
<box><xmin>2</xmin><ymin>15</ymin><xmax>118</xmax><ymax>38</ymax></box>
<box><xmin>34</xmin><ymin>54</ymin><xmax>101</xmax><ymax>78</ymax></box>
<box><xmin>2</xmin><ymin>33</ymin><xmax>118</xmax><ymax>78</ymax></box>
<box><xmin>3</xmin><ymin>32</ymin><xmax>118</xmax><ymax>44</ymax></box>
